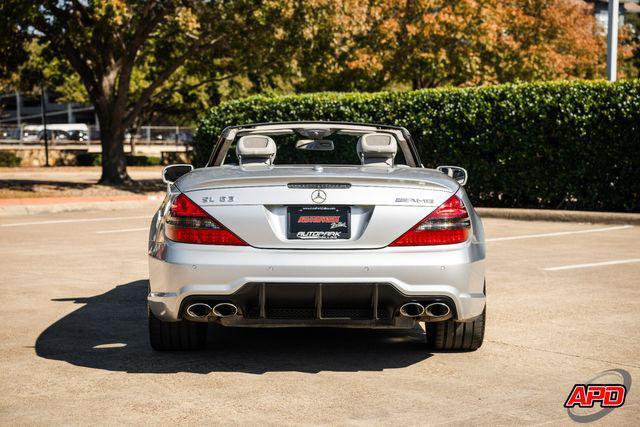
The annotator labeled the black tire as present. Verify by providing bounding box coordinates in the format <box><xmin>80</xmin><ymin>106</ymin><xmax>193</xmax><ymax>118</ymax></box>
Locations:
<box><xmin>148</xmin><ymin>309</ymin><xmax>207</xmax><ymax>351</ymax></box>
<box><xmin>425</xmin><ymin>308</ymin><xmax>485</xmax><ymax>351</ymax></box>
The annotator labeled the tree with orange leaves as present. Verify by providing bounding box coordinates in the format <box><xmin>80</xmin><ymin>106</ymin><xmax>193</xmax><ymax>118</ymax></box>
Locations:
<box><xmin>303</xmin><ymin>0</ymin><xmax>620</xmax><ymax>90</ymax></box>
<box><xmin>490</xmin><ymin>0</ymin><xmax>605</xmax><ymax>83</ymax></box>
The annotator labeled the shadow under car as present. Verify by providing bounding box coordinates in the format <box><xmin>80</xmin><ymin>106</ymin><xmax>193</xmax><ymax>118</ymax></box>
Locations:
<box><xmin>35</xmin><ymin>280</ymin><xmax>433</xmax><ymax>374</ymax></box>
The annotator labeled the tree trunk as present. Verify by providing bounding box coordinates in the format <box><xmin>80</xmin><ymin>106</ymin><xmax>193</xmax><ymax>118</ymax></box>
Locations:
<box><xmin>98</xmin><ymin>115</ymin><xmax>131</xmax><ymax>185</ymax></box>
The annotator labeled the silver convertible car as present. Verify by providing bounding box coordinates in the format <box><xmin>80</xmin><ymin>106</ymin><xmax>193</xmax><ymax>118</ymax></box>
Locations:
<box><xmin>148</xmin><ymin>122</ymin><xmax>486</xmax><ymax>351</ymax></box>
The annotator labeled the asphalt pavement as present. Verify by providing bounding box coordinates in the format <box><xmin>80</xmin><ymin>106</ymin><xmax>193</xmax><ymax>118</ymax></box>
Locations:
<box><xmin>0</xmin><ymin>206</ymin><xmax>638</xmax><ymax>425</ymax></box>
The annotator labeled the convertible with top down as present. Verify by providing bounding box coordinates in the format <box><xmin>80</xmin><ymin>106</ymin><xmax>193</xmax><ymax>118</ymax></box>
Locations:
<box><xmin>148</xmin><ymin>122</ymin><xmax>486</xmax><ymax>351</ymax></box>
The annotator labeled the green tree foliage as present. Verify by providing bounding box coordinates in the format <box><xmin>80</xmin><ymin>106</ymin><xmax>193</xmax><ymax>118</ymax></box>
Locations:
<box><xmin>0</xmin><ymin>0</ymin><xmax>299</xmax><ymax>184</ymax></box>
<box><xmin>624</xmin><ymin>12</ymin><xmax>640</xmax><ymax>78</ymax></box>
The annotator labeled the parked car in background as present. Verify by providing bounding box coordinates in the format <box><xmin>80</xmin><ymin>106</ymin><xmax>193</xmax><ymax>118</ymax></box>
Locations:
<box><xmin>22</xmin><ymin>124</ymin><xmax>89</xmax><ymax>142</ymax></box>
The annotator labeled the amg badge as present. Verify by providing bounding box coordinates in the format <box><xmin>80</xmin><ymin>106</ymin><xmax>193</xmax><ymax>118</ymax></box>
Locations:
<box><xmin>395</xmin><ymin>197</ymin><xmax>434</xmax><ymax>205</ymax></box>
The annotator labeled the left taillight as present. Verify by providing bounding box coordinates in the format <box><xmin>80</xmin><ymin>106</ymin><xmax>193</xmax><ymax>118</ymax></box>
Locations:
<box><xmin>389</xmin><ymin>193</ymin><xmax>471</xmax><ymax>246</ymax></box>
<box><xmin>165</xmin><ymin>193</ymin><xmax>247</xmax><ymax>245</ymax></box>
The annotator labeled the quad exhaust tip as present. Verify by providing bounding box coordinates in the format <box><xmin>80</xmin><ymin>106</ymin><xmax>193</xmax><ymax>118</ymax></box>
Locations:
<box><xmin>424</xmin><ymin>302</ymin><xmax>451</xmax><ymax>318</ymax></box>
<box><xmin>212</xmin><ymin>302</ymin><xmax>239</xmax><ymax>318</ymax></box>
<box><xmin>399</xmin><ymin>302</ymin><xmax>425</xmax><ymax>317</ymax></box>
<box><xmin>399</xmin><ymin>302</ymin><xmax>452</xmax><ymax>319</ymax></box>
<box><xmin>186</xmin><ymin>303</ymin><xmax>212</xmax><ymax>318</ymax></box>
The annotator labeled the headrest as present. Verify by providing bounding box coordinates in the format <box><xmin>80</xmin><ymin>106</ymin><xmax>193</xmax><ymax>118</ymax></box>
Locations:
<box><xmin>357</xmin><ymin>133</ymin><xmax>397</xmax><ymax>167</ymax></box>
<box><xmin>236</xmin><ymin>135</ymin><xmax>276</xmax><ymax>166</ymax></box>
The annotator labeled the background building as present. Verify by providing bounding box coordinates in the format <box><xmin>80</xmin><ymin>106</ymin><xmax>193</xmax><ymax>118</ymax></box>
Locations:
<box><xmin>0</xmin><ymin>91</ymin><xmax>96</xmax><ymax>127</ymax></box>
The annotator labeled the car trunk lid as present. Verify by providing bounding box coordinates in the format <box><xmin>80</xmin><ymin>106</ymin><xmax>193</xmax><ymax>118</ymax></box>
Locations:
<box><xmin>177</xmin><ymin>166</ymin><xmax>458</xmax><ymax>249</ymax></box>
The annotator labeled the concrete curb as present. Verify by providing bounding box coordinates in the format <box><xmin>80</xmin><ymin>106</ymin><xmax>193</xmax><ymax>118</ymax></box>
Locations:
<box><xmin>0</xmin><ymin>194</ymin><xmax>164</xmax><ymax>217</ymax></box>
<box><xmin>477</xmin><ymin>207</ymin><xmax>640</xmax><ymax>225</ymax></box>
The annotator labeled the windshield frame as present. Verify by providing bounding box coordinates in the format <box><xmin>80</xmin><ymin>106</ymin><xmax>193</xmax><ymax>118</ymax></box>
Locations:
<box><xmin>206</xmin><ymin>122</ymin><xmax>423</xmax><ymax>168</ymax></box>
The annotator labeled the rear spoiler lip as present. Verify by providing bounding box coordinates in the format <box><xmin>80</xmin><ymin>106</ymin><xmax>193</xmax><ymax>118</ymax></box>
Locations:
<box><xmin>177</xmin><ymin>176</ymin><xmax>453</xmax><ymax>194</ymax></box>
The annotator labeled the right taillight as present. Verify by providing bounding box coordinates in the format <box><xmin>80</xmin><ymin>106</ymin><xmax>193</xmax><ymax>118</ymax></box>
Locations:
<box><xmin>389</xmin><ymin>193</ymin><xmax>471</xmax><ymax>246</ymax></box>
<box><xmin>165</xmin><ymin>193</ymin><xmax>247</xmax><ymax>245</ymax></box>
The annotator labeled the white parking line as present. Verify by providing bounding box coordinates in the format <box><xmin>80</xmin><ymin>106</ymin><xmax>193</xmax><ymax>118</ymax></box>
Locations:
<box><xmin>486</xmin><ymin>225</ymin><xmax>632</xmax><ymax>242</ymax></box>
<box><xmin>543</xmin><ymin>258</ymin><xmax>640</xmax><ymax>271</ymax></box>
<box><xmin>1</xmin><ymin>215</ymin><xmax>150</xmax><ymax>227</ymax></box>
<box><xmin>96</xmin><ymin>227</ymin><xmax>149</xmax><ymax>234</ymax></box>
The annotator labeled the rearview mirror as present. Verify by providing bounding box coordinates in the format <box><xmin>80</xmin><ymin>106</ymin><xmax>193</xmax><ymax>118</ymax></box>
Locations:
<box><xmin>162</xmin><ymin>164</ymin><xmax>193</xmax><ymax>189</ymax></box>
<box><xmin>295</xmin><ymin>139</ymin><xmax>334</xmax><ymax>151</ymax></box>
<box><xmin>437</xmin><ymin>165</ymin><xmax>468</xmax><ymax>186</ymax></box>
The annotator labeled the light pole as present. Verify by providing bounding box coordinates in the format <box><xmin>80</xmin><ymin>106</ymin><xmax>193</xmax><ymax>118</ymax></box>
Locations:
<box><xmin>606</xmin><ymin>0</ymin><xmax>620</xmax><ymax>82</ymax></box>
<box><xmin>40</xmin><ymin>85</ymin><xmax>50</xmax><ymax>167</ymax></box>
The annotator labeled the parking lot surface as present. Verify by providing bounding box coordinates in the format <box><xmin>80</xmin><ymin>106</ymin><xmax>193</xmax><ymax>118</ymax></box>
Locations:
<box><xmin>1</xmin><ymin>206</ymin><xmax>638</xmax><ymax>425</ymax></box>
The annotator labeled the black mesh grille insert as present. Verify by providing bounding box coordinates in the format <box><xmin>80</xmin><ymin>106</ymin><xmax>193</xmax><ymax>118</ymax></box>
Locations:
<box><xmin>322</xmin><ymin>308</ymin><xmax>371</xmax><ymax>319</ymax></box>
<box><xmin>266</xmin><ymin>308</ymin><xmax>315</xmax><ymax>319</ymax></box>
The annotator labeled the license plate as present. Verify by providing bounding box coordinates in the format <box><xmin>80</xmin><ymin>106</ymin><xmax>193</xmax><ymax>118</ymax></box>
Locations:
<box><xmin>287</xmin><ymin>206</ymin><xmax>350</xmax><ymax>240</ymax></box>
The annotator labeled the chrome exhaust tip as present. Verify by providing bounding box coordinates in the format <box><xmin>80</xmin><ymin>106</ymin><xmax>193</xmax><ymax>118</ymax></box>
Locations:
<box><xmin>186</xmin><ymin>303</ymin><xmax>212</xmax><ymax>318</ymax></box>
<box><xmin>424</xmin><ymin>302</ymin><xmax>451</xmax><ymax>318</ymax></box>
<box><xmin>212</xmin><ymin>302</ymin><xmax>239</xmax><ymax>318</ymax></box>
<box><xmin>399</xmin><ymin>302</ymin><xmax>425</xmax><ymax>317</ymax></box>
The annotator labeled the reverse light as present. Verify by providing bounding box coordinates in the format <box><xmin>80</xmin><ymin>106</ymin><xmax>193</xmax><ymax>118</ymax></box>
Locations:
<box><xmin>165</xmin><ymin>193</ymin><xmax>247</xmax><ymax>245</ymax></box>
<box><xmin>390</xmin><ymin>193</ymin><xmax>471</xmax><ymax>246</ymax></box>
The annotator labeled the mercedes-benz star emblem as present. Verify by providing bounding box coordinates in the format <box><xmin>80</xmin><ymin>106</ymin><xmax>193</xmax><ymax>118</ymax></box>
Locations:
<box><xmin>311</xmin><ymin>189</ymin><xmax>327</xmax><ymax>204</ymax></box>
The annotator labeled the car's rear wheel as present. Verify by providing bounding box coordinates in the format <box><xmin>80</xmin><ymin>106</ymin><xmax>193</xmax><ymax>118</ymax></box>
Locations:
<box><xmin>425</xmin><ymin>307</ymin><xmax>485</xmax><ymax>351</ymax></box>
<box><xmin>148</xmin><ymin>309</ymin><xmax>207</xmax><ymax>351</ymax></box>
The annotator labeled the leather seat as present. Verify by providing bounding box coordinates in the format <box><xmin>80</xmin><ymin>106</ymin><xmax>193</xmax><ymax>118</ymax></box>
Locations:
<box><xmin>357</xmin><ymin>133</ymin><xmax>397</xmax><ymax>167</ymax></box>
<box><xmin>236</xmin><ymin>135</ymin><xmax>277</xmax><ymax>166</ymax></box>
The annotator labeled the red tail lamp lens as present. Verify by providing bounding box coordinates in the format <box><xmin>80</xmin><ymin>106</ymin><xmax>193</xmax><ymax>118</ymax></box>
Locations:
<box><xmin>390</xmin><ymin>194</ymin><xmax>471</xmax><ymax>246</ymax></box>
<box><xmin>165</xmin><ymin>194</ymin><xmax>247</xmax><ymax>245</ymax></box>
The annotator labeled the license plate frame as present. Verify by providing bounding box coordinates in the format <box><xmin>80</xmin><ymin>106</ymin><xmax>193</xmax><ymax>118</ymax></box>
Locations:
<box><xmin>287</xmin><ymin>206</ymin><xmax>351</xmax><ymax>240</ymax></box>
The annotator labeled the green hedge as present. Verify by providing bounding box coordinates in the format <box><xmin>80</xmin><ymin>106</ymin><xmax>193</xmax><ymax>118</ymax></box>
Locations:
<box><xmin>0</xmin><ymin>151</ymin><xmax>22</xmax><ymax>167</ymax></box>
<box><xmin>76</xmin><ymin>153</ymin><xmax>161</xmax><ymax>167</ymax></box>
<box><xmin>126</xmin><ymin>155</ymin><xmax>162</xmax><ymax>166</ymax></box>
<box><xmin>76</xmin><ymin>153</ymin><xmax>102</xmax><ymax>166</ymax></box>
<box><xmin>195</xmin><ymin>81</ymin><xmax>640</xmax><ymax>211</ymax></box>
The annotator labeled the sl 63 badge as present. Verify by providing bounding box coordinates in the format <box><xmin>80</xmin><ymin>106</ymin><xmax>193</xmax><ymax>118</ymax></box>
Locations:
<box><xmin>202</xmin><ymin>195</ymin><xmax>235</xmax><ymax>203</ymax></box>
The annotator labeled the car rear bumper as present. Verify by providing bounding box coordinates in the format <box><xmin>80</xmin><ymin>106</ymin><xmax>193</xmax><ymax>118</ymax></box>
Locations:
<box><xmin>148</xmin><ymin>240</ymin><xmax>485</xmax><ymax>324</ymax></box>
